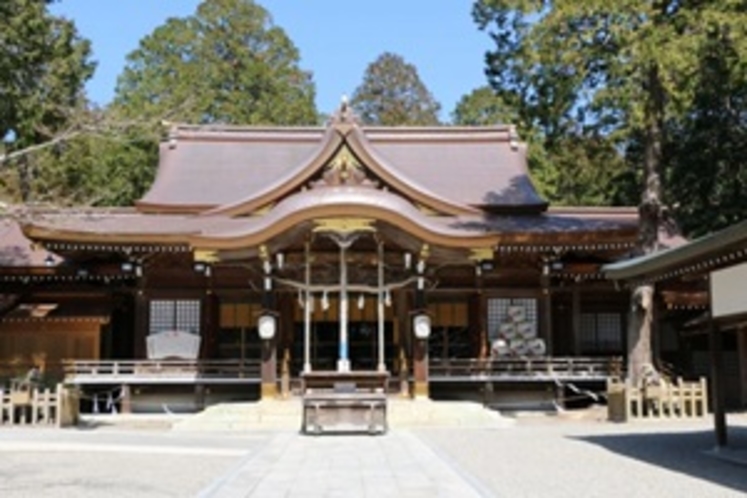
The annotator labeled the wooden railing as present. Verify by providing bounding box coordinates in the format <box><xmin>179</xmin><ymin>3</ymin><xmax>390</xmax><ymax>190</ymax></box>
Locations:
<box><xmin>428</xmin><ymin>357</ymin><xmax>622</xmax><ymax>382</ymax></box>
<box><xmin>63</xmin><ymin>359</ymin><xmax>262</xmax><ymax>384</ymax></box>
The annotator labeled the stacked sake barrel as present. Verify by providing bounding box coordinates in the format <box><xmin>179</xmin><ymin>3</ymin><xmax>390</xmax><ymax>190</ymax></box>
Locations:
<box><xmin>491</xmin><ymin>305</ymin><xmax>546</xmax><ymax>358</ymax></box>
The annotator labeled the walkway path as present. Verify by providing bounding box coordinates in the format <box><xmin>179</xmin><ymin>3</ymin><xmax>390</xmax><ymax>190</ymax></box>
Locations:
<box><xmin>198</xmin><ymin>430</ymin><xmax>488</xmax><ymax>497</ymax></box>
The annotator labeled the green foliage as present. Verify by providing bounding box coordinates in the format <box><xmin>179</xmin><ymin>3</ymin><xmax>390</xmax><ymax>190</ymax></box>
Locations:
<box><xmin>451</xmin><ymin>86</ymin><xmax>517</xmax><ymax>126</ymax></box>
<box><xmin>351</xmin><ymin>52</ymin><xmax>441</xmax><ymax>126</ymax></box>
<box><xmin>474</xmin><ymin>0</ymin><xmax>747</xmax><ymax>236</ymax></box>
<box><xmin>0</xmin><ymin>104</ymin><xmax>159</xmax><ymax>207</ymax></box>
<box><xmin>666</xmin><ymin>27</ymin><xmax>747</xmax><ymax>237</ymax></box>
<box><xmin>113</xmin><ymin>0</ymin><xmax>317</xmax><ymax>126</ymax></box>
<box><xmin>0</xmin><ymin>0</ymin><xmax>95</xmax><ymax>202</ymax></box>
<box><xmin>70</xmin><ymin>0</ymin><xmax>319</xmax><ymax>206</ymax></box>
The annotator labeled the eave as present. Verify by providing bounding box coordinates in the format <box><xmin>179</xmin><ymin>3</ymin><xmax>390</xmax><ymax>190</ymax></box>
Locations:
<box><xmin>603</xmin><ymin>219</ymin><xmax>747</xmax><ymax>283</ymax></box>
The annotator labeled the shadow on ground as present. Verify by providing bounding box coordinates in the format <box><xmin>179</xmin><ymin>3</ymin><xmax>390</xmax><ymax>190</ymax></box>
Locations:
<box><xmin>572</xmin><ymin>425</ymin><xmax>747</xmax><ymax>495</ymax></box>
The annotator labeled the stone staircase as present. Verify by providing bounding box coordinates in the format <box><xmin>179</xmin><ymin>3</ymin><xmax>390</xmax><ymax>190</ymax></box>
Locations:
<box><xmin>389</xmin><ymin>398</ymin><xmax>514</xmax><ymax>428</ymax></box>
<box><xmin>171</xmin><ymin>397</ymin><xmax>515</xmax><ymax>432</ymax></box>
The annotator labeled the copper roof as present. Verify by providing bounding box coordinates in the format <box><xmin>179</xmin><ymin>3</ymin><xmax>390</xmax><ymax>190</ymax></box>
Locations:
<box><xmin>22</xmin><ymin>193</ymin><xmax>637</xmax><ymax>252</ymax></box>
<box><xmin>17</xmin><ymin>108</ymin><xmax>641</xmax><ymax>255</ymax></box>
<box><xmin>0</xmin><ymin>219</ymin><xmax>58</xmax><ymax>267</ymax></box>
<box><xmin>136</xmin><ymin>118</ymin><xmax>547</xmax><ymax>215</ymax></box>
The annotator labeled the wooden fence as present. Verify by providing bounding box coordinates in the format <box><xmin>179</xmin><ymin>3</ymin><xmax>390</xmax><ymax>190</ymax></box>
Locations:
<box><xmin>0</xmin><ymin>384</ymin><xmax>79</xmax><ymax>427</ymax></box>
<box><xmin>607</xmin><ymin>377</ymin><xmax>709</xmax><ymax>421</ymax></box>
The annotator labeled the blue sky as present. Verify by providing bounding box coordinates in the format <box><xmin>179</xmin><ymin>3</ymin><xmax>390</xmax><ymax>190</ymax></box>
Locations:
<box><xmin>50</xmin><ymin>1</ymin><xmax>493</xmax><ymax>121</ymax></box>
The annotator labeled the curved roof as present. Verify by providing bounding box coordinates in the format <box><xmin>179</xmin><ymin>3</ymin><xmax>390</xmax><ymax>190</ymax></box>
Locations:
<box><xmin>137</xmin><ymin>127</ymin><xmax>326</xmax><ymax>213</ymax></box>
<box><xmin>135</xmin><ymin>118</ymin><xmax>547</xmax><ymax>215</ymax></box>
<box><xmin>360</xmin><ymin>128</ymin><xmax>546</xmax><ymax>210</ymax></box>
<box><xmin>0</xmin><ymin>219</ymin><xmax>58</xmax><ymax>267</ymax></box>
<box><xmin>18</xmin><ymin>109</ymin><xmax>640</xmax><ymax>257</ymax></box>
<box><xmin>21</xmin><ymin>188</ymin><xmax>637</xmax><ymax>252</ymax></box>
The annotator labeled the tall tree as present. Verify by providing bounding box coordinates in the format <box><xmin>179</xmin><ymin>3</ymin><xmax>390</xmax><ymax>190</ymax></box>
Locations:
<box><xmin>351</xmin><ymin>52</ymin><xmax>441</xmax><ymax>126</ymax></box>
<box><xmin>113</xmin><ymin>0</ymin><xmax>317</xmax><ymax>126</ymax></box>
<box><xmin>474</xmin><ymin>0</ymin><xmax>747</xmax><ymax>383</ymax></box>
<box><xmin>667</xmin><ymin>27</ymin><xmax>747</xmax><ymax>238</ymax></box>
<box><xmin>451</xmin><ymin>86</ymin><xmax>558</xmax><ymax>200</ymax></box>
<box><xmin>0</xmin><ymin>0</ymin><xmax>95</xmax><ymax>202</ymax></box>
<box><xmin>453</xmin><ymin>85</ymin><xmax>628</xmax><ymax>205</ymax></box>
<box><xmin>451</xmin><ymin>86</ymin><xmax>516</xmax><ymax>126</ymax></box>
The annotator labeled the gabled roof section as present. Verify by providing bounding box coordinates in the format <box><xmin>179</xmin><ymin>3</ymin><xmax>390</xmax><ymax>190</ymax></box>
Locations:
<box><xmin>136</xmin><ymin>105</ymin><xmax>548</xmax><ymax>216</ymax></box>
<box><xmin>137</xmin><ymin>126</ymin><xmax>330</xmax><ymax>214</ymax></box>
<box><xmin>357</xmin><ymin>126</ymin><xmax>547</xmax><ymax>213</ymax></box>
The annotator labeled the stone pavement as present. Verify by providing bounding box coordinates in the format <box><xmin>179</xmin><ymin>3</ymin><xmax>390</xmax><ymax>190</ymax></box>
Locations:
<box><xmin>1</xmin><ymin>410</ymin><xmax>746</xmax><ymax>497</ymax></box>
<box><xmin>198</xmin><ymin>431</ymin><xmax>490</xmax><ymax>498</ymax></box>
<box><xmin>422</xmin><ymin>414</ymin><xmax>747</xmax><ymax>498</ymax></box>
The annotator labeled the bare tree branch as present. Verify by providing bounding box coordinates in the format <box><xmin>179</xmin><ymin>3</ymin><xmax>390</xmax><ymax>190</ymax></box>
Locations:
<box><xmin>0</xmin><ymin>96</ymin><xmax>196</xmax><ymax>166</ymax></box>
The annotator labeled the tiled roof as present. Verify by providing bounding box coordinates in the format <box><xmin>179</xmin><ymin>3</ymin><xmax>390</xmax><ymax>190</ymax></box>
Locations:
<box><xmin>135</xmin><ymin>121</ymin><xmax>547</xmax><ymax>214</ymax></box>
<box><xmin>0</xmin><ymin>219</ymin><xmax>58</xmax><ymax>267</ymax></box>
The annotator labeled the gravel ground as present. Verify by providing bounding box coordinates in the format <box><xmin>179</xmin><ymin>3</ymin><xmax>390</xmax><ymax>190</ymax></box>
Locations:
<box><xmin>417</xmin><ymin>413</ymin><xmax>747</xmax><ymax>498</ymax></box>
<box><xmin>0</xmin><ymin>413</ymin><xmax>745</xmax><ymax>497</ymax></box>
<box><xmin>0</xmin><ymin>428</ymin><xmax>271</xmax><ymax>498</ymax></box>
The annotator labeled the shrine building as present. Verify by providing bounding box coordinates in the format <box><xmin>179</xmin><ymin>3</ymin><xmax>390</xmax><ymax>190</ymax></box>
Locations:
<box><xmin>1</xmin><ymin>104</ymin><xmax>658</xmax><ymax>411</ymax></box>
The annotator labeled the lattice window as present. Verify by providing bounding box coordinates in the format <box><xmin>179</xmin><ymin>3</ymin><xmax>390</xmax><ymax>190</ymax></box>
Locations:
<box><xmin>487</xmin><ymin>298</ymin><xmax>538</xmax><ymax>340</ymax></box>
<box><xmin>149</xmin><ymin>299</ymin><xmax>201</xmax><ymax>335</ymax></box>
<box><xmin>580</xmin><ymin>312</ymin><xmax>622</xmax><ymax>353</ymax></box>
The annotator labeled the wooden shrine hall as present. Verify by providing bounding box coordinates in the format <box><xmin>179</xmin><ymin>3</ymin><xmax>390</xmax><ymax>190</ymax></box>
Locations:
<box><xmin>0</xmin><ymin>104</ymin><xmax>662</xmax><ymax>411</ymax></box>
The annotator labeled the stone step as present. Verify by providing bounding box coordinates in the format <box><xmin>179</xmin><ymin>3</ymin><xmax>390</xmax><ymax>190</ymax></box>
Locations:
<box><xmin>171</xmin><ymin>398</ymin><xmax>514</xmax><ymax>432</ymax></box>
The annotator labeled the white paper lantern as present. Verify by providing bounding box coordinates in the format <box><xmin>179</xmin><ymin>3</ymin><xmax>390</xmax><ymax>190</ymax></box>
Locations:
<box><xmin>413</xmin><ymin>314</ymin><xmax>431</xmax><ymax>339</ymax></box>
<box><xmin>258</xmin><ymin>314</ymin><xmax>276</xmax><ymax>340</ymax></box>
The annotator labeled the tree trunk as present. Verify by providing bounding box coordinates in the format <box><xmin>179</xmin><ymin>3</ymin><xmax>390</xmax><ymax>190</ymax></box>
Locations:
<box><xmin>628</xmin><ymin>64</ymin><xmax>664</xmax><ymax>385</ymax></box>
<box><xmin>627</xmin><ymin>285</ymin><xmax>654</xmax><ymax>385</ymax></box>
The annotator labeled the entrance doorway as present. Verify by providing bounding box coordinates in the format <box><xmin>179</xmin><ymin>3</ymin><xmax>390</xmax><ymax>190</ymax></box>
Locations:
<box><xmin>215</xmin><ymin>301</ymin><xmax>262</xmax><ymax>362</ymax></box>
<box><xmin>290</xmin><ymin>321</ymin><xmax>394</xmax><ymax>375</ymax></box>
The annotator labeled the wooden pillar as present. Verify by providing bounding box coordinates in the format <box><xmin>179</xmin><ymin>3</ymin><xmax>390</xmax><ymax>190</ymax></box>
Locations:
<box><xmin>709</xmin><ymin>319</ymin><xmax>727</xmax><ymax>447</ymax></box>
<box><xmin>572</xmin><ymin>287</ymin><xmax>581</xmax><ymax>355</ymax></box>
<box><xmin>259</xmin><ymin>252</ymin><xmax>278</xmax><ymax>400</ymax></box>
<box><xmin>133</xmin><ymin>289</ymin><xmax>148</xmax><ymax>359</ymax></box>
<box><xmin>259</xmin><ymin>281</ymin><xmax>277</xmax><ymax>401</ymax></box>
<box><xmin>473</xmin><ymin>265</ymin><xmax>488</xmax><ymax>359</ymax></box>
<box><xmin>413</xmin><ymin>271</ymin><xmax>429</xmax><ymax>399</ymax></box>
<box><xmin>201</xmin><ymin>292</ymin><xmax>218</xmax><ymax>360</ymax></box>
<box><xmin>739</xmin><ymin>328</ymin><xmax>747</xmax><ymax>407</ymax></box>
<box><xmin>278</xmin><ymin>293</ymin><xmax>294</xmax><ymax>398</ymax></box>
<box><xmin>468</xmin><ymin>292</ymin><xmax>488</xmax><ymax>358</ymax></box>
<box><xmin>396</xmin><ymin>290</ymin><xmax>410</xmax><ymax>397</ymax></box>
<box><xmin>541</xmin><ymin>262</ymin><xmax>553</xmax><ymax>355</ymax></box>
<box><xmin>413</xmin><ymin>335</ymin><xmax>429</xmax><ymax>399</ymax></box>
<box><xmin>261</xmin><ymin>334</ymin><xmax>278</xmax><ymax>400</ymax></box>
